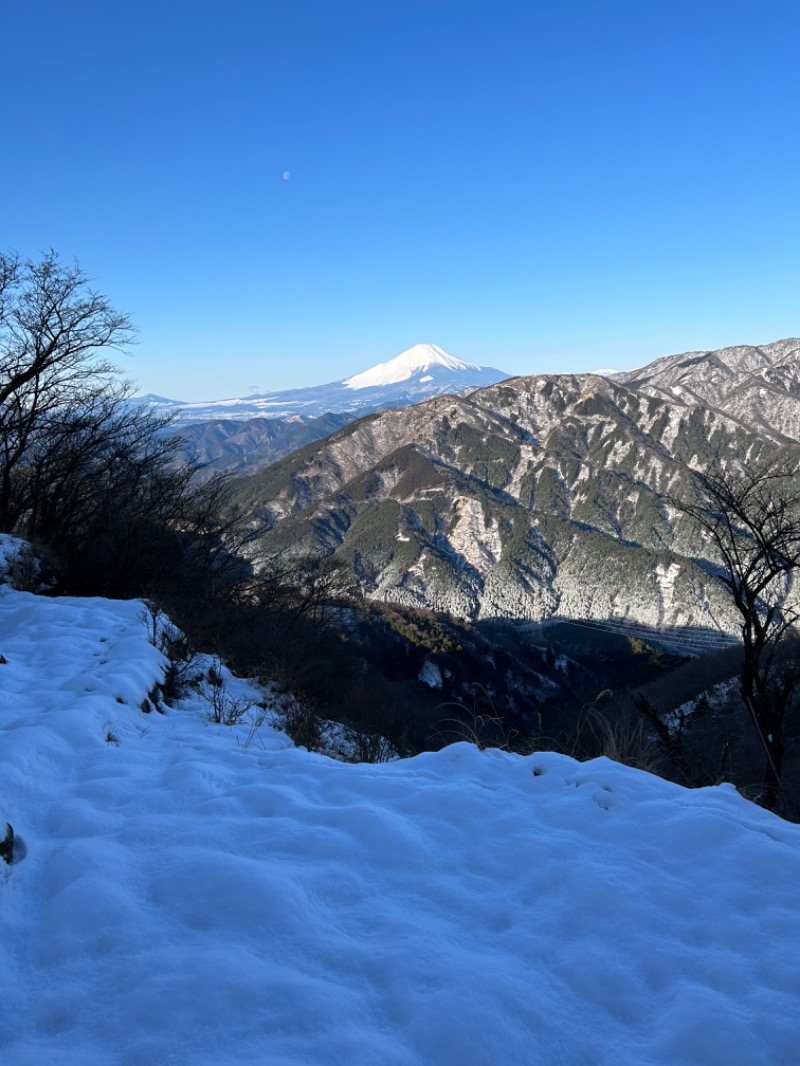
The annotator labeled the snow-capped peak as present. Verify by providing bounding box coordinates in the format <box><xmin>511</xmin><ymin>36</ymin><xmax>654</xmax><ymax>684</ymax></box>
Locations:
<box><xmin>343</xmin><ymin>343</ymin><xmax>480</xmax><ymax>390</ymax></box>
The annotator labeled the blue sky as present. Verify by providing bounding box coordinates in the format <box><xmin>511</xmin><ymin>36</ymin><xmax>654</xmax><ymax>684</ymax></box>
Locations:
<box><xmin>3</xmin><ymin>1</ymin><xmax>798</xmax><ymax>399</ymax></box>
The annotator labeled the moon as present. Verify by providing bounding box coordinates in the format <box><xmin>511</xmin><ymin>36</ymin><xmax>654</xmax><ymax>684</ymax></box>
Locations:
<box><xmin>282</xmin><ymin>170</ymin><xmax>291</xmax><ymax>181</ymax></box>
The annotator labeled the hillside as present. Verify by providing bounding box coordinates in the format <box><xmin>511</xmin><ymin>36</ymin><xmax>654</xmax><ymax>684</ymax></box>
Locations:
<box><xmin>614</xmin><ymin>337</ymin><xmax>800</xmax><ymax>440</ymax></box>
<box><xmin>232</xmin><ymin>371</ymin><xmax>786</xmax><ymax>630</ymax></box>
<box><xmin>176</xmin><ymin>412</ymin><xmax>355</xmax><ymax>477</ymax></box>
<box><xmin>2</xmin><ymin>571</ymin><xmax>799</xmax><ymax>1064</ymax></box>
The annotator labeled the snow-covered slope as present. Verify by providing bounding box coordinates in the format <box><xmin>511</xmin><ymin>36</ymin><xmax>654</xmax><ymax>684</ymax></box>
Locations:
<box><xmin>140</xmin><ymin>344</ymin><xmax>509</xmax><ymax>423</ymax></box>
<box><xmin>1</xmin><ymin>574</ymin><xmax>799</xmax><ymax>1064</ymax></box>
<box><xmin>343</xmin><ymin>343</ymin><xmax>481</xmax><ymax>389</ymax></box>
<box><xmin>613</xmin><ymin>337</ymin><xmax>800</xmax><ymax>440</ymax></box>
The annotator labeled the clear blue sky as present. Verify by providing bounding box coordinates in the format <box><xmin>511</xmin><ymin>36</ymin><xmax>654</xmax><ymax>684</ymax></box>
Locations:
<box><xmin>3</xmin><ymin>0</ymin><xmax>798</xmax><ymax>399</ymax></box>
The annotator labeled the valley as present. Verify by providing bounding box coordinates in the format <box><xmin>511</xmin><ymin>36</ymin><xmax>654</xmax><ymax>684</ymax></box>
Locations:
<box><xmin>196</xmin><ymin>337</ymin><xmax>800</xmax><ymax>814</ymax></box>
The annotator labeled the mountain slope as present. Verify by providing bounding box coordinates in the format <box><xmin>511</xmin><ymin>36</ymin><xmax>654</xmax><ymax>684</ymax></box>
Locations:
<box><xmin>232</xmin><ymin>373</ymin><xmax>781</xmax><ymax>630</ymax></box>
<box><xmin>177</xmin><ymin>411</ymin><xmax>355</xmax><ymax>476</ymax></box>
<box><xmin>613</xmin><ymin>337</ymin><xmax>800</xmax><ymax>441</ymax></box>
<box><xmin>146</xmin><ymin>343</ymin><xmax>510</xmax><ymax>423</ymax></box>
<box><xmin>342</xmin><ymin>342</ymin><xmax>483</xmax><ymax>387</ymax></box>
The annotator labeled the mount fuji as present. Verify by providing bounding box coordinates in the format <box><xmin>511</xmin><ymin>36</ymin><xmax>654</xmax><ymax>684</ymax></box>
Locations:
<box><xmin>140</xmin><ymin>344</ymin><xmax>510</xmax><ymax>424</ymax></box>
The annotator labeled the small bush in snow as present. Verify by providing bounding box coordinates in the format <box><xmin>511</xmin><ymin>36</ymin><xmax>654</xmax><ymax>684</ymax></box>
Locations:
<box><xmin>4</xmin><ymin>542</ymin><xmax>40</xmax><ymax>592</ymax></box>
<box><xmin>238</xmin><ymin>706</ymin><xmax>271</xmax><ymax>749</ymax></box>
<box><xmin>206</xmin><ymin>684</ymin><xmax>250</xmax><ymax>726</ymax></box>
<box><xmin>207</xmin><ymin>662</ymin><xmax>224</xmax><ymax>688</ymax></box>
<box><xmin>270</xmin><ymin>698</ymin><xmax>329</xmax><ymax>753</ymax></box>
<box><xmin>337</xmin><ymin>726</ymin><xmax>397</xmax><ymax>763</ymax></box>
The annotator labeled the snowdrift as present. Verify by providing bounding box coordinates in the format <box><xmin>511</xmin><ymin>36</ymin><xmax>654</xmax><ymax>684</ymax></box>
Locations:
<box><xmin>1</xmin><ymin>567</ymin><xmax>799</xmax><ymax>1064</ymax></box>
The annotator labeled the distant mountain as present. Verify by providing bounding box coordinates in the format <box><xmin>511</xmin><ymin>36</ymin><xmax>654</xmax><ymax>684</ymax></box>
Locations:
<box><xmin>613</xmin><ymin>337</ymin><xmax>800</xmax><ymax>441</ymax></box>
<box><xmin>177</xmin><ymin>412</ymin><xmax>355</xmax><ymax>477</ymax></box>
<box><xmin>144</xmin><ymin>343</ymin><xmax>510</xmax><ymax>424</ymax></box>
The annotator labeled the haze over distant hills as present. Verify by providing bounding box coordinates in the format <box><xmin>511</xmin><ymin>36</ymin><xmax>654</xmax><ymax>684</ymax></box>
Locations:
<box><xmin>143</xmin><ymin>343</ymin><xmax>510</xmax><ymax>423</ymax></box>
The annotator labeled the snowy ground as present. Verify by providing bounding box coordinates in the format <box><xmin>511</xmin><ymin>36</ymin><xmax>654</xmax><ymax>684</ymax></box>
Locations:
<box><xmin>1</xmin><ymin>558</ymin><xmax>800</xmax><ymax>1064</ymax></box>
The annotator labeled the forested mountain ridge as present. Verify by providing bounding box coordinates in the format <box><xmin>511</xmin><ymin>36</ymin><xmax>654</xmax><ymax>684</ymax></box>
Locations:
<box><xmin>613</xmin><ymin>336</ymin><xmax>800</xmax><ymax>441</ymax></box>
<box><xmin>177</xmin><ymin>412</ymin><xmax>355</xmax><ymax>476</ymax></box>
<box><xmin>232</xmin><ymin>369</ymin><xmax>789</xmax><ymax>630</ymax></box>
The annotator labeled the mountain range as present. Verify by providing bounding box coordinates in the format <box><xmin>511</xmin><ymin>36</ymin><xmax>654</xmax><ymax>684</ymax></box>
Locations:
<box><xmin>164</xmin><ymin>336</ymin><xmax>800</xmax><ymax>478</ymax></box>
<box><xmin>613</xmin><ymin>336</ymin><xmax>800</xmax><ymax>442</ymax></box>
<box><xmin>145</xmin><ymin>343</ymin><xmax>509</xmax><ymax>423</ymax></box>
<box><xmin>229</xmin><ymin>337</ymin><xmax>800</xmax><ymax>634</ymax></box>
<box><xmin>148</xmin><ymin>343</ymin><xmax>509</xmax><ymax>475</ymax></box>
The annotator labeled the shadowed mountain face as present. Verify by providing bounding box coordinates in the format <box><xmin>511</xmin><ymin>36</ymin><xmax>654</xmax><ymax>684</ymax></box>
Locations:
<box><xmin>232</xmin><ymin>369</ymin><xmax>791</xmax><ymax>631</ymax></box>
<box><xmin>613</xmin><ymin>337</ymin><xmax>800</xmax><ymax>442</ymax></box>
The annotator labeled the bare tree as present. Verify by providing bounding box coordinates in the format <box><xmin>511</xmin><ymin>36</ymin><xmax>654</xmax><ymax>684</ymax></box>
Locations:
<box><xmin>0</xmin><ymin>249</ymin><xmax>257</xmax><ymax>605</ymax></box>
<box><xmin>680</xmin><ymin>455</ymin><xmax>800</xmax><ymax>809</ymax></box>
<box><xmin>0</xmin><ymin>250</ymin><xmax>134</xmax><ymax>530</ymax></box>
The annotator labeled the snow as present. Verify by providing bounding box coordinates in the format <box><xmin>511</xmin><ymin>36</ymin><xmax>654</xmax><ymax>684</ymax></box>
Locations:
<box><xmin>0</xmin><ymin>534</ymin><xmax>40</xmax><ymax>591</ymax></box>
<box><xmin>418</xmin><ymin>660</ymin><xmax>442</xmax><ymax>689</ymax></box>
<box><xmin>1</xmin><ymin>578</ymin><xmax>800</xmax><ymax>1064</ymax></box>
<box><xmin>0</xmin><ymin>534</ymin><xmax>28</xmax><ymax>579</ymax></box>
<box><xmin>344</xmin><ymin>343</ymin><xmax>479</xmax><ymax>389</ymax></box>
<box><xmin>135</xmin><ymin>344</ymin><xmax>508</xmax><ymax>423</ymax></box>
